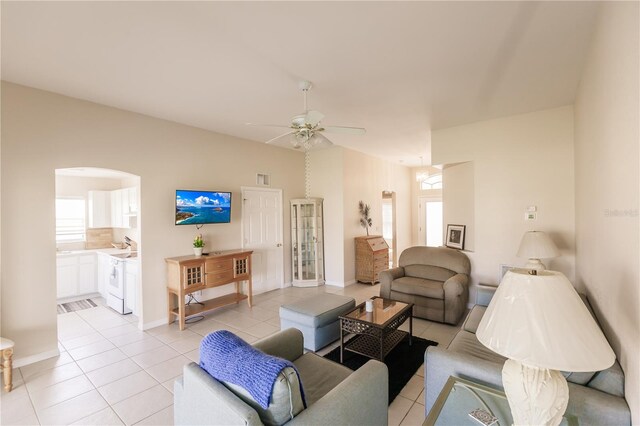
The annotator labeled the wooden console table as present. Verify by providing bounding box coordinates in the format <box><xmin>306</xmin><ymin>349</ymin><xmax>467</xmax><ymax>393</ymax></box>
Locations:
<box><xmin>165</xmin><ymin>249</ymin><xmax>253</xmax><ymax>330</ymax></box>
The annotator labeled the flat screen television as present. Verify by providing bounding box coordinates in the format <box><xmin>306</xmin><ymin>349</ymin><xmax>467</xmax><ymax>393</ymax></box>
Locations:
<box><xmin>175</xmin><ymin>190</ymin><xmax>232</xmax><ymax>225</ymax></box>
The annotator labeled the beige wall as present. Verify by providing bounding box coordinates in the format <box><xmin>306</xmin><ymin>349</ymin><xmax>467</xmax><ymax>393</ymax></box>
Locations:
<box><xmin>1</xmin><ymin>82</ymin><xmax>305</xmax><ymax>364</ymax></box>
<box><xmin>308</xmin><ymin>147</ymin><xmax>345</xmax><ymax>285</ymax></box>
<box><xmin>574</xmin><ymin>2</ymin><xmax>639</xmax><ymax>421</ymax></box>
<box><xmin>432</xmin><ymin>106</ymin><xmax>576</xmax><ymax>303</ymax></box>
<box><xmin>310</xmin><ymin>147</ymin><xmax>412</xmax><ymax>286</ymax></box>
<box><xmin>443</xmin><ymin>162</ymin><xmax>475</xmax><ymax>252</ymax></box>
<box><xmin>342</xmin><ymin>149</ymin><xmax>412</xmax><ymax>285</ymax></box>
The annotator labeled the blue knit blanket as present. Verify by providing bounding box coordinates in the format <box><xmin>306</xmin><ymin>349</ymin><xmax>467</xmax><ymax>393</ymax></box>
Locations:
<box><xmin>200</xmin><ymin>330</ymin><xmax>306</xmax><ymax>409</ymax></box>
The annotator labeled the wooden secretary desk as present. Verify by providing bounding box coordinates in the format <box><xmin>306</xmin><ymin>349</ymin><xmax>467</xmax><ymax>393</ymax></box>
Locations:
<box><xmin>165</xmin><ymin>249</ymin><xmax>253</xmax><ymax>330</ymax></box>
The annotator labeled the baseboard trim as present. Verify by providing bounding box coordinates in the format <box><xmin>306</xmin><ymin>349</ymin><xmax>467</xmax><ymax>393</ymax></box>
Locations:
<box><xmin>344</xmin><ymin>280</ymin><xmax>357</xmax><ymax>287</ymax></box>
<box><xmin>325</xmin><ymin>280</ymin><xmax>345</xmax><ymax>287</ymax></box>
<box><xmin>13</xmin><ymin>349</ymin><xmax>60</xmax><ymax>368</ymax></box>
<box><xmin>142</xmin><ymin>318</ymin><xmax>167</xmax><ymax>331</ymax></box>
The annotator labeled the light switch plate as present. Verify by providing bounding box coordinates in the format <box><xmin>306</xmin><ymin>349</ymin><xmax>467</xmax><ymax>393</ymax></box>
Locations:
<box><xmin>527</xmin><ymin>205</ymin><xmax>537</xmax><ymax>212</ymax></box>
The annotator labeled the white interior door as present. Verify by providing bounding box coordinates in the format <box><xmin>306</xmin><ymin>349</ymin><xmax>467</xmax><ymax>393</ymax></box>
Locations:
<box><xmin>241</xmin><ymin>188</ymin><xmax>284</xmax><ymax>294</ymax></box>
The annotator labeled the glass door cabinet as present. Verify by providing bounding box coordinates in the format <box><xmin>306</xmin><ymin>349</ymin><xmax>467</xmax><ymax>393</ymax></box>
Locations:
<box><xmin>291</xmin><ymin>198</ymin><xmax>325</xmax><ymax>287</ymax></box>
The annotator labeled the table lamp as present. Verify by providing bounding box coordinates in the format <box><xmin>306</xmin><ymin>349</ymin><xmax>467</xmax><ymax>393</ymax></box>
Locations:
<box><xmin>516</xmin><ymin>231</ymin><xmax>559</xmax><ymax>273</ymax></box>
<box><xmin>476</xmin><ymin>269</ymin><xmax>615</xmax><ymax>426</ymax></box>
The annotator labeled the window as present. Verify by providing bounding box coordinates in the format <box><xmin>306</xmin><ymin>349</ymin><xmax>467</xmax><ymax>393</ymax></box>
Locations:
<box><xmin>56</xmin><ymin>198</ymin><xmax>86</xmax><ymax>242</ymax></box>
<box><xmin>420</xmin><ymin>173</ymin><xmax>443</xmax><ymax>190</ymax></box>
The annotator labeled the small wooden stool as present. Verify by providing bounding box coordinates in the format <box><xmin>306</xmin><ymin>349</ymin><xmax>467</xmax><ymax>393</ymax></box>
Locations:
<box><xmin>0</xmin><ymin>338</ymin><xmax>15</xmax><ymax>392</ymax></box>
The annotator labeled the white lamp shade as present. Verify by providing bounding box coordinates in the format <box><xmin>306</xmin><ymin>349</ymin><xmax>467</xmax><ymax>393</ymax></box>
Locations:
<box><xmin>476</xmin><ymin>269</ymin><xmax>615</xmax><ymax>372</ymax></box>
<box><xmin>516</xmin><ymin>231</ymin><xmax>559</xmax><ymax>259</ymax></box>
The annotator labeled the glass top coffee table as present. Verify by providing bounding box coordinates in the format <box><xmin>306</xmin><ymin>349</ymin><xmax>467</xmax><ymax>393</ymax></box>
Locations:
<box><xmin>424</xmin><ymin>376</ymin><xmax>578</xmax><ymax>426</ymax></box>
<box><xmin>339</xmin><ymin>296</ymin><xmax>413</xmax><ymax>362</ymax></box>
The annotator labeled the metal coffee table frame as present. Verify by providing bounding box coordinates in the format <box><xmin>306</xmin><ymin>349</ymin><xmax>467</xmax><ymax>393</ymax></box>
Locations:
<box><xmin>339</xmin><ymin>297</ymin><xmax>413</xmax><ymax>362</ymax></box>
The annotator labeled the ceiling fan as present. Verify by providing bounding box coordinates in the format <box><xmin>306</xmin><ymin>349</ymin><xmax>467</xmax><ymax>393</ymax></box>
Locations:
<box><xmin>247</xmin><ymin>81</ymin><xmax>366</xmax><ymax>150</ymax></box>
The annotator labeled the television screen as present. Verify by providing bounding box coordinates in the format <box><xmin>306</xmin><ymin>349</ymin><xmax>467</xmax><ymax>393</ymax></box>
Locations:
<box><xmin>175</xmin><ymin>190</ymin><xmax>232</xmax><ymax>225</ymax></box>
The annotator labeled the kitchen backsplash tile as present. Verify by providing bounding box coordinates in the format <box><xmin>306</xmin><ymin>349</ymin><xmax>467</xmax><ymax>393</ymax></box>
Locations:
<box><xmin>86</xmin><ymin>228</ymin><xmax>114</xmax><ymax>249</ymax></box>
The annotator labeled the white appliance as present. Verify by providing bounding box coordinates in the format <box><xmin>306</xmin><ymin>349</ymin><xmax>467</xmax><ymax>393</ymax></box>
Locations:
<box><xmin>107</xmin><ymin>256</ymin><xmax>132</xmax><ymax>314</ymax></box>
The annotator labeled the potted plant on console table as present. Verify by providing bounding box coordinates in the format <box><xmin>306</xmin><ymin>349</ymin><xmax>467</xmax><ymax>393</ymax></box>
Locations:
<box><xmin>193</xmin><ymin>234</ymin><xmax>204</xmax><ymax>257</ymax></box>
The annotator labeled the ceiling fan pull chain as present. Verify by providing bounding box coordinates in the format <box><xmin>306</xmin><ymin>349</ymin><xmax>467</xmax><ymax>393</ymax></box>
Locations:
<box><xmin>303</xmin><ymin>87</ymin><xmax>308</xmax><ymax>113</ymax></box>
<box><xmin>305</xmin><ymin>149</ymin><xmax>311</xmax><ymax>199</ymax></box>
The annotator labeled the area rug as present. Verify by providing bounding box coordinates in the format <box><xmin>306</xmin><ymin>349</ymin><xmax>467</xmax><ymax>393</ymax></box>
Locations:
<box><xmin>57</xmin><ymin>299</ymin><xmax>98</xmax><ymax>314</ymax></box>
<box><xmin>323</xmin><ymin>335</ymin><xmax>437</xmax><ymax>404</ymax></box>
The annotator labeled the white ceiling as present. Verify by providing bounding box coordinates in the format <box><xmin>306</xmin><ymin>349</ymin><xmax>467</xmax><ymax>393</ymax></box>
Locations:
<box><xmin>1</xmin><ymin>1</ymin><xmax>600</xmax><ymax>165</ymax></box>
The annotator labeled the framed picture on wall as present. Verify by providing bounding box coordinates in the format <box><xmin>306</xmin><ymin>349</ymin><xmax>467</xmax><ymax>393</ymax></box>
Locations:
<box><xmin>445</xmin><ymin>224</ymin><xmax>466</xmax><ymax>250</ymax></box>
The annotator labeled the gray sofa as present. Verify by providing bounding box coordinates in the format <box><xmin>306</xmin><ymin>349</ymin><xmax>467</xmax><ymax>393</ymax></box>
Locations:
<box><xmin>174</xmin><ymin>328</ymin><xmax>389</xmax><ymax>426</ymax></box>
<box><xmin>425</xmin><ymin>299</ymin><xmax>631</xmax><ymax>425</ymax></box>
<box><xmin>380</xmin><ymin>246</ymin><xmax>470</xmax><ymax>325</ymax></box>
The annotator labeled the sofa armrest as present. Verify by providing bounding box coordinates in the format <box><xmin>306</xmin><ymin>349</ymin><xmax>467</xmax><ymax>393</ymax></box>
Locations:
<box><xmin>252</xmin><ymin>328</ymin><xmax>304</xmax><ymax>362</ymax></box>
<box><xmin>425</xmin><ymin>345</ymin><xmax>504</xmax><ymax>415</ymax></box>
<box><xmin>175</xmin><ymin>363</ymin><xmax>262</xmax><ymax>426</ymax></box>
<box><xmin>379</xmin><ymin>266</ymin><xmax>405</xmax><ymax>298</ymax></box>
<box><xmin>290</xmin><ymin>360</ymin><xmax>389</xmax><ymax>426</ymax></box>
<box><xmin>443</xmin><ymin>273</ymin><xmax>469</xmax><ymax>325</ymax></box>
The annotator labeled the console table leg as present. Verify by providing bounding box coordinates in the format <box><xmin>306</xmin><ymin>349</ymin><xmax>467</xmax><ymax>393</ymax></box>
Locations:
<box><xmin>2</xmin><ymin>348</ymin><xmax>13</xmax><ymax>392</ymax></box>
<box><xmin>247</xmin><ymin>278</ymin><xmax>253</xmax><ymax>307</ymax></box>
<box><xmin>178</xmin><ymin>295</ymin><xmax>185</xmax><ymax>331</ymax></box>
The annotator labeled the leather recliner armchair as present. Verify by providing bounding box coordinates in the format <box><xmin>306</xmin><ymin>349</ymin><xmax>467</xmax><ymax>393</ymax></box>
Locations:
<box><xmin>379</xmin><ymin>246</ymin><xmax>470</xmax><ymax>325</ymax></box>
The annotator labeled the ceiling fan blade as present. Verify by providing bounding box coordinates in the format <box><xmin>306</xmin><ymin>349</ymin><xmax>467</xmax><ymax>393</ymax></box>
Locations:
<box><xmin>304</xmin><ymin>110</ymin><xmax>325</xmax><ymax>126</ymax></box>
<box><xmin>265</xmin><ymin>131</ymin><xmax>296</xmax><ymax>145</ymax></box>
<box><xmin>321</xmin><ymin>125</ymin><xmax>367</xmax><ymax>135</ymax></box>
<box><xmin>307</xmin><ymin>132</ymin><xmax>333</xmax><ymax>149</ymax></box>
<box><xmin>246</xmin><ymin>122</ymin><xmax>292</xmax><ymax>129</ymax></box>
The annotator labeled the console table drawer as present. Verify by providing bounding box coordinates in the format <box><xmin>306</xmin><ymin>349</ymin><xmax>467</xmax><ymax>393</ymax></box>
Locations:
<box><xmin>206</xmin><ymin>269</ymin><xmax>234</xmax><ymax>285</ymax></box>
<box><xmin>206</xmin><ymin>258</ymin><xmax>233</xmax><ymax>272</ymax></box>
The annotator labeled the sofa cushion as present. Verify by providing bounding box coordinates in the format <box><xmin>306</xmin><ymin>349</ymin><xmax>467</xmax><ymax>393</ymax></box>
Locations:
<box><xmin>224</xmin><ymin>367</ymin><xmax>305</xmax><ymax>426</ymax></box>
<box><xmin>392</xmin><ymin>276</ymin><xmax>445</xmax><ymax>299</ymax></box>
<box><xmin>280</xmin><ymin>294</ymin><xmax>356</xmax><ymax>328</ymax></box>
<box><xmin>404</xmin><ymin>264</ymin><xmax>456</xmax><ymax>282</ymax></box>
<box><xmin>587</xmin><ymin>361</ymin><xmax>625</xmax><ymax>397</ymax></box>
<box><xmin>293</xmin><ymin>352</ymin><xmax>352</xmax><ymax>406</ymax></box>
<box><xmin>448</xmin><ymin>330</ymin><xmax>507</xmax><ymax>364</ymax></box>
<box><xmin>399</xmin><ymin>246</ymin><xmax>471</xmax><ymax>275</ymax></box>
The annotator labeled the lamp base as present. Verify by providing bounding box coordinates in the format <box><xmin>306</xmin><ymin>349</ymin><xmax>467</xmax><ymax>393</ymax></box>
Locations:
<box><xmin>525</xmin><ymin>258</ymin><xmax>546</xmax><ymax>273</ymax></box>
<box><xmin>502</xmin><ymin>359</ymin><xmax>568</xmax><ymax>426</ymax></box>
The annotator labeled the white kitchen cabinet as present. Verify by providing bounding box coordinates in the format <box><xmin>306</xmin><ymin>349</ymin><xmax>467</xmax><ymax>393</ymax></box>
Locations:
<box><xmin>56</xmin><ymin>253</ymin><xmax>98</xmax><ymax>299</ymax></box>
<box><xmin>77</xmin><ymin>255</ymin><xmax>97</xmax><ymax>295</ymax></box>
<box><xmin>128</xmin><ymin>186</ymin><xmax>138</xmax><ymax>214</ymax></box>
<box><xmin>121</xmin><ymin>187</ymin><xmax>138</xmax><ymax>215</ymax></box>
<box><xmin>111</xmin><ymin>190</ymin><xmax>123</xmax><ymax>228</ymax></box>
<box><xmin>88</xmin><ymin>191</ymin><xmax>111</xmax><ymax>228</ymax></box>
<box><xmin>109</xmin><ymin>187</ymin><xmax>137</xmax><ymax>229</ymax></box>
<box><xmin>124</xmin><ymin>260</ymin><xmax>138</xmax><ymax>315</ymax></box>
<box><xmin>56</xmin><ymin>257</ymin><xmax>78</xmax><ymax>299</ymax></box>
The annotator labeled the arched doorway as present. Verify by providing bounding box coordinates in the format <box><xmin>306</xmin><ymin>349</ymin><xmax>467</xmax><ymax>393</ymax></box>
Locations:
<box><xmin>54</xmin><ymin>167</ymin><xmax>143</xmax><ymax>343</ymax></box>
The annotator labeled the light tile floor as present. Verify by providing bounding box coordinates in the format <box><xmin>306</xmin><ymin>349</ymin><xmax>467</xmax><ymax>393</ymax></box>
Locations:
<box><xmin>1</xmin><ymin>284</ymin><xmax>462</xmax><ymax>426</ymax></box>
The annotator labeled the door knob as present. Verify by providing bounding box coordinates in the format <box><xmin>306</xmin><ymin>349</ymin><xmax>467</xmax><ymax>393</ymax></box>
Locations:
<box><xmin>276</xmin><ymin>243</ymin><xmax>283</xmax><ymax>247</ymax></box>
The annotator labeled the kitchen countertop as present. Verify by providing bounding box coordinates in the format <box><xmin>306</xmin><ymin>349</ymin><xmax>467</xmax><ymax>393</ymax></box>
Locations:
<box><xmin>56</xmin><ymin>248</ymin><xmax>137</xmax><ymax>258</ymax></box>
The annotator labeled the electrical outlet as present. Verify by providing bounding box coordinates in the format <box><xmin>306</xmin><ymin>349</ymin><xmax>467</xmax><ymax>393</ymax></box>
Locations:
<box><xmin>525</xmin><ymin>212</ymin><xmax>537</xmax><ymax>221</ymax></box>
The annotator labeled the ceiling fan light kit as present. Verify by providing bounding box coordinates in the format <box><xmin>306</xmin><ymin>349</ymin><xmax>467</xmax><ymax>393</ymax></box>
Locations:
<box><xmin>247</xmin><ymin>81</ymin><xmax>366</xmax><ymax>151</ymax></box>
